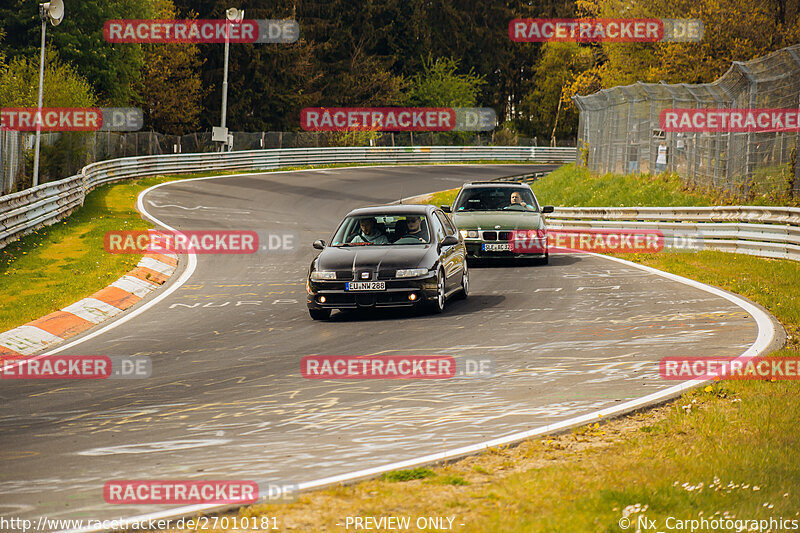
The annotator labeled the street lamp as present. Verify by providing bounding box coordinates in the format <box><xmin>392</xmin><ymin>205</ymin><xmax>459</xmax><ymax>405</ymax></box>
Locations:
<box><xmin>32</xmin><ymin>0</ymin><xmax>64</xmax><ymax>187</ymax></box>
<box><xmin>213</xmin><ymin>7</ymin><xmax>243</xmax><ymax>152</ymax></box>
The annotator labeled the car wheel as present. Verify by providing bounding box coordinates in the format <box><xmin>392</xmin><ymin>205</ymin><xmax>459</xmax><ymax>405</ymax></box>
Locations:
<box><xmin>309</xmin><ymin>308</ymin><xmax>331</xmax><ymax>321</ymax></box>
<box><xmin>456</xmin><ymin>262</ymin><xmax>469</xmax><ymax>300</ymax></box>
<box><xmin>537</xmin><ymin>252</ymin><xmax>549</xmax><ymax>265</ymax></box>
<box><xmin>430</xmin><ymin>269</ymin><xmax>446</xmax><ymax>314</ymax></box>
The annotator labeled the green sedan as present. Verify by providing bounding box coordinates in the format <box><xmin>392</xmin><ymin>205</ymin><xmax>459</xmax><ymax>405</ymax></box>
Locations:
<box><xmin>442</xmin><ymin>182</ymin><xmax>554</xmax><ymax>262</ymax></box>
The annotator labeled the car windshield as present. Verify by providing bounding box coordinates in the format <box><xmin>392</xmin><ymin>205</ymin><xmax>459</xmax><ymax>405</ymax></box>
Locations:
<box><xmin>330</xmin><ymin>214</ymin><xmax>432</xmax><ymax>246</ymax></box>
<box><xmin>454</xmin><ymin>187</ymin><xmax>539</xmax><ymax>212</ymax></box>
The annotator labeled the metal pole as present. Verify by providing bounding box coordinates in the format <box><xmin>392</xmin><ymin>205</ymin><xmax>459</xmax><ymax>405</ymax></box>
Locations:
<box><xmin>33</xmin><ymin>18</ymin><xmax>47</xmax><ymax>187</ymax></box>
<box><xmin>0</xmin><ymin>129</ymin><xmax>4</xmax><ymax>194</ymax></box>
<box><xmin>220</xmin><ymin>19</ymin><xmax>231</xmax><ymax>149</ymax></box>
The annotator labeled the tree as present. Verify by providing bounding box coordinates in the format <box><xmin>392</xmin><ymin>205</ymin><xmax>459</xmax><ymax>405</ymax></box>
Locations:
<box><xmin>405</xmin><ymin>56</ymin><xmax>485</xmax><ymax>107</ymax></box>
<box><xmin>0</xmin><ymin>48</ymin><xmax>97</xmax><ymax>186</ymax></box>
<box><xmin>136</xmin><ymin>0</ymin><xmax>205</xmax><ymax>134</ymax></box>
<box><xmin>0</xmin><ymin>0</ymin><xmax>159</xmax><ymax>105</ymax></box>
<box><xmin>0</xmin><ymin>48</ymin><xmax>96</xmax><ymax>108</ymax></box>
<box><xmin>568</xmin><ymin>0</ymin><xmax>800</xmax><ymax>93</ymax></box>
<box><xmin>173</xmin><ymin>0</ymin><xmax>324</xmax><ymax>130</ymax></box>
<box><xmin>518</xmin><ymin>43</ymin><xmax>591</xmax><ymax>140</ymax></box>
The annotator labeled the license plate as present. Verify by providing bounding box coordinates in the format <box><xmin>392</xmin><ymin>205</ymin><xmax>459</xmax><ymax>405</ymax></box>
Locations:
<box><xmin>482</xmin><ymin>243</ymin><xmax>510</xmax><ymax>251</ymax></box>
<box><xmin>345</xmin><ymin>281</ymin><xmax>386</xmax><ymax>291</ymax></box>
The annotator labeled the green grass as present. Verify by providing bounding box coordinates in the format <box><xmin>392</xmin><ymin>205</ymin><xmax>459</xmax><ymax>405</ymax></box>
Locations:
<box><xmin>414</xmin><ymin>164</ymin><xmax>719</xmax><ymax>209</ymax></box>
<box><xmin>426</xmin><ymin>474</ymin><xmax>470</xmax><ymax>486</ymax></box>
<box><xmin>380</xmin><ymin>468</ymin><xmax>437</xmax><ymax>482</ymax></box>
<box><xmin>744</xmin><ymin>162</ymin><xmax>798</xmax><ymax>206</ymax></box>
<box><xmin>532</xmin><ymin>164</ymin><xmax>716</xmax><ymax>207</ymax></box>
<box><xmin>0</xmin><ymin>178</ymin><xmax>156</xmax><ymax>332</ymax></box>
<box><xmin>426</xmin><ymin>188</ymin><xmax>460</xmax><ymax>206</ymax></box>
<box><xmin>417</xmin><ymin>164</ymin><xmax>798</xmax><ymax>209</ymax></box>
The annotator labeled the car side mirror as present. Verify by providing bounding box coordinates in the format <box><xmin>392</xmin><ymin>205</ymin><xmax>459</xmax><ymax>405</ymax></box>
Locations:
<box><xmin>441</xmin><ymin>204</ymin><xmax>451</xmax><ymax>213</ymax></box>
<box><xmin>312</xmin><ymin>239</ymin><xmax>326</xmax><ymax>250</ymax></box>
<box><xmin>541</xmin><ymin>205</ymin><xmax>554</xmax><ymax>214</ymax></box>
<box><xmin>440</xmin><ymin>235</ymin><xmax>459</xmax><ymax>248</ymax></box>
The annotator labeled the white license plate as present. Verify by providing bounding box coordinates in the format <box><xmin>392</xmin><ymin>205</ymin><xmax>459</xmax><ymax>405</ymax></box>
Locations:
<box><xmin>345</xmin><ymin>281</ymin><xmax>386</xmax><ymax>291</ymax></box>
<box><xmin>482</xmin><ymin>243</ymin><xmax>510</xmax><ymax>251</ymax></box>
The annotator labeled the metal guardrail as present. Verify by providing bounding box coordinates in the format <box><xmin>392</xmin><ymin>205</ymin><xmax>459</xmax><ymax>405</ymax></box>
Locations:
<box><xmin>549</xmin><ymin>206</ymin><xmax>800</xmax><ymax>226</ymax></box>
<box><xmin>0</xmin><ymin>174</ymin><xmax>84</xmax><ymax>249</ymax></box>
<box><xmin>6</xmin><ymin>144</ymin><xmax>797</xmax><ymax>262</ymax></box>
<box><xmin>548</xmin><ymin>207</ymin><xmax>800</xmax><ymax>261</ymax></box>
<box><xmin>444</xmin><ymin>171</ymin><xmax>800</xmax><ymax>262</ymax></box>
<box><xmin>0</xmin><ymin>146</ymin><xmax>576</xmax><ymax>248</ymax></box>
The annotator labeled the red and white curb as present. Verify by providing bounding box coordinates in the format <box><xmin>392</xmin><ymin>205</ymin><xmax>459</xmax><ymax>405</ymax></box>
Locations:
<box><xmin>0</xmin><ymin>253</ymin><xmax>178</xmax><ymax>360</ymax></box>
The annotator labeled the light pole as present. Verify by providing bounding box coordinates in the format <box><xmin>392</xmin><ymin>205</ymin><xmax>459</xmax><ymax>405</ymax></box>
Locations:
<box><xmin>217</xmin><ymin>7</ymin><xmax>243</xmax><ymax>152</ymax></box>
<box><xmin>32</xmin><ymin>0</ymin><xmax>64</xmax><ymax>187</ymax></box>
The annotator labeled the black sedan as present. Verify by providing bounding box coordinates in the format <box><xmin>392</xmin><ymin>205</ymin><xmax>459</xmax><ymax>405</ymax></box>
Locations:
<box><xmin>306</xmin><ymin>204</ymin><xmax>469</xmax><ymax>320</ymax></box>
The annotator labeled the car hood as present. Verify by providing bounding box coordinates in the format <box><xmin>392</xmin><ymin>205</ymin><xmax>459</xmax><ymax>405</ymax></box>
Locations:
<box><xmin>452</xmin><ymin>211</ymin><xmax>544</xmax><ymax>230</ymax></box>
<box><xmin>315</xmin><ymin>245</ymin><xmax>434</xmax><ymax>272</ymax></box>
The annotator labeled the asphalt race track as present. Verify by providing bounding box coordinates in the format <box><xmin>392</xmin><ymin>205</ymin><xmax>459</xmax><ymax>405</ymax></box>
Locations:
<box><xmin>0</xmin><ymin>165</ymin><xmax>774</xmax><ymax>528</ymax></box>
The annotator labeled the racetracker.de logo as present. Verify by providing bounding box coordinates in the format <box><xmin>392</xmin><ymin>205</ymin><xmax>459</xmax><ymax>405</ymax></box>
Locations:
<box><xmin>302</xmin><ymin>108</ymin><xmax>453</xmax><ymax>132</ymax></box>
<box><xmin>509</xmin><ymin>229</ymin><xmax>664</xmax><ymax>254</ymax></box>
<box><xmin>103</xmin><ymin>19</ymin><xmax>299</xmax><ymax>44</ymax></box>
<box><xmin>661</xmin><ymin>108</ymin><xmax>800</xmax><ymax>132</ymax></box>
<box><xmin>509</xmin><ymin>18</ymin><xmax>703</xmax><ymax>42</ymax></box>
<box><xmin>104</xmin><ymin>230</ymin><xmax>259</xmax><ymax>254</ymax></box>
<box><xmin>103</xmin><ymin>481</ymin><xmax>259</xmax><ymax>504</ymax></box>
<box><xmin>300</xmin><ymin>107</ymin><xmax>497</xmax><ymax>132</ymax></box>
<box><xmin>510</xmin><ymin>18</ymin><xmax>662</xmax><ymax>42</ymax></box>
<box><xmin>660</xmin><ymin>356</ymin><xmax>800</xmax><ymax>380</ymax></box>
<box><xmin>302</xmin><ymin>355</ymin><xmax>457</xmax><ymax>379</ymax></box>
<box><xmin>1</xmin><ymin>356</ymin><xmax>151</xmax><ymax>380</ymax></box>
<box><xmin>0</xmin><ymin>108</ymin><xmax>143</xmax><ymax>132</ymax></box>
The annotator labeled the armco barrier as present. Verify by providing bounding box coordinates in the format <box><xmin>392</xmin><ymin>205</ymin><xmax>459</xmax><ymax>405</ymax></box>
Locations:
<box><xmin>0</xmin><ymin>145</ymin><xmax>575</xmax><ymax>249</ymax></box>
<box><xmin>547</xmin><ymin>206</ymin><xmax>800</xmax><ymax>261</ymax></box>
<box><xmin>2</xmin><ymin>143</ymin><xmax>798</xmax><ymax>264</ymax></box>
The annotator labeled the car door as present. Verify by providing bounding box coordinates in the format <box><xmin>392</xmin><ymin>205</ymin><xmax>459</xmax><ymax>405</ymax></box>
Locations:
<box><xmin>434</xmin><ymin>210</ymin><xmax>461</xmax><ymax>291</ymax></box>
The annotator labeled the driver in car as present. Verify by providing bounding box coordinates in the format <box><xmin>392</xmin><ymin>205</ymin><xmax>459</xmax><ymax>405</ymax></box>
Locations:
<box><xmin>405</xmin><ymin>216</ymin><xmax>428</xmax><ymax>241</ymax></box>
<box><xmin>351</xmin><ymin>217</ymin><xmax>389</xmax><ymax>244</ymax></box>
<box><xmin>511</xmin><ymin>191</ymin><xmax>528</xmax><ymax>206</ymax></box>
<box><xmin>505</xmin><ymin>191</ymin><xmax>532</xmax><ymax>209</ymax></box>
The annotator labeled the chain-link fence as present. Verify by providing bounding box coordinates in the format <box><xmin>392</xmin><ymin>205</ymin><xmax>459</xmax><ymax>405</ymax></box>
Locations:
<box><xmin>0</xmin><ymin>130</ymin><xmax>24</xmax><ymax>195</ymax></box>
<box><xmin>573</xmin><ymin>44</ymin><xmax>800</xmax><ymax>200</ymax></box>
<box><xmin>1</xmin><ymin>128</ymin><xmax>574</xmax><ymax>194</ymax></box>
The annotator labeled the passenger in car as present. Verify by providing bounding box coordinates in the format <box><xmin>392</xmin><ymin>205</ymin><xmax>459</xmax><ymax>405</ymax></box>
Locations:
<box><xmin>351</xmin><ymin>217</ymin><xmax>389</xmax><ymax>244</ymax></box>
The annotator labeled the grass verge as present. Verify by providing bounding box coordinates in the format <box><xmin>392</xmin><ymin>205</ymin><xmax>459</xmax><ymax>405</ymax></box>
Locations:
<box><xmin>417</xmin><ymin>164</ymin><xmax>798</xmax><ymax>208</ymax></box>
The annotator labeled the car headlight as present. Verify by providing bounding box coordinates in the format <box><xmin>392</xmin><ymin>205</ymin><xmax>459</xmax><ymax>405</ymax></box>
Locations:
<box><xmin>310</xmin><ymin>270</ymin><xmax>336</xmax><ymax>280</ymax></box>
<box><xmin>396</xmin><ymin>268</ymin><xmax>429</xmax><ymax>278</ymax></box>
<box><xmin>459</xmin><ymin>230</ymin><xmax>478</xmax><ymax>239</ymax></box>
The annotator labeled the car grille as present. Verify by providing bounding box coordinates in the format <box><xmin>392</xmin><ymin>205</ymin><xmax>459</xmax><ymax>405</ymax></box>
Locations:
<box><xmin>355</xmin><ymin>293</ymin><xmax>377</xmax><ymax>306</ymax></box>
<box><xmin>336</xmin><ymin>270</ymin><xmax>395</xmax><ymax>280</ymax></box>
<box><xmin>377</xmin><ymin>269</ymin><xmax>396</xmax><ymax>280</ymax></box>
<box><xmin>481</xmin><ymin>231</ymin><xmax>512</xmax><ymax>241</ymax></box>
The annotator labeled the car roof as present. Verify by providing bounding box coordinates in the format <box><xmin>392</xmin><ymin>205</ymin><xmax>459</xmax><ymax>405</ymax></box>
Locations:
<box><xmin>461</xmin><ymin>181</ymin><xmax>530</xmax><ymax>188</ymax></box>
<box><xmin>346</xmin><ymin>204</ymin><xmax>435</xmax><ymax>217</ymax></box>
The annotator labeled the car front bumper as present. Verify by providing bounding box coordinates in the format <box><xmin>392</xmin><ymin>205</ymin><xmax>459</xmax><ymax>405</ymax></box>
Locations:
<box><xmin>463</xmin><ymin>241</ymin><xmax>547</xmax><ymax>259</ymax></box>
<box><xmin>307</xmin><ymin>274</ymin><xmax>438</xmax><ymax>310</ymax></box>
